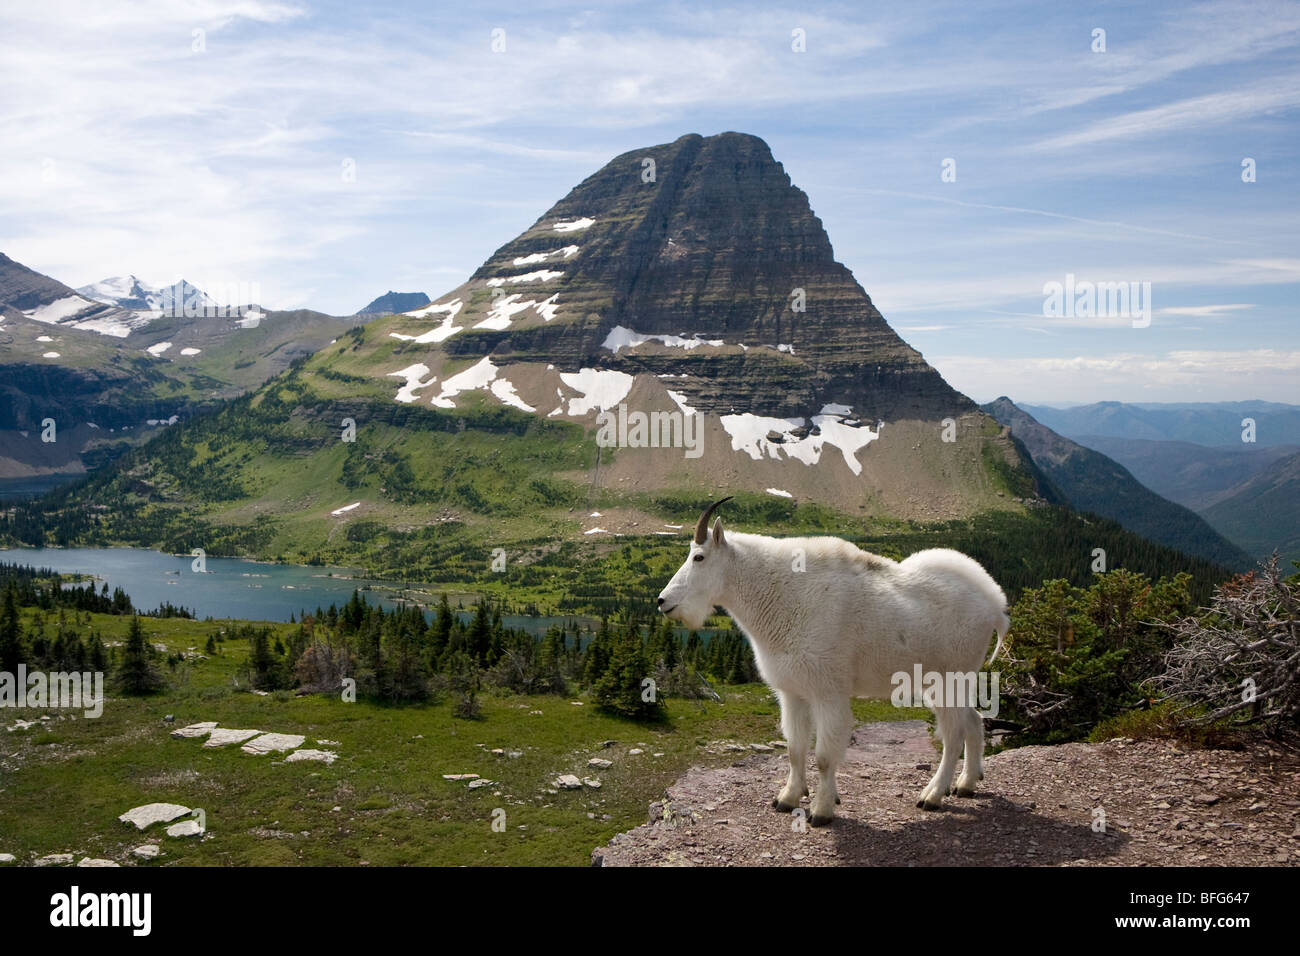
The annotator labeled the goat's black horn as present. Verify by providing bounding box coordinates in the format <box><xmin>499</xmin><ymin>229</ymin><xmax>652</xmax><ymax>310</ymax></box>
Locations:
<box><xmin>694</xmin><ymin>496</ymin><xmax>734</xmax><ymax>544</ymax></box>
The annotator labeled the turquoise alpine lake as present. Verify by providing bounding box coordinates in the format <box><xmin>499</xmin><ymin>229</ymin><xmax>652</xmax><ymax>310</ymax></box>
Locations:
<box><xmin>0</xmin><ymin>546</ymin><xmax>597</xmax><ymax>636</ymax></box>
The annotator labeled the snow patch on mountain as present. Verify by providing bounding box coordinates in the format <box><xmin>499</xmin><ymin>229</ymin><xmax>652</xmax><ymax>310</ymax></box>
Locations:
<box><xmin>432</xmin><ymin>356</ymin><xmax>504</xmax><ymax>409</ymax></box>
<box><xmin>486</xmin><ymin>269</ymin><xmax>563</xmax><ymax>287</ymax></box>
<box><xmin>26</xmin><ymin>295</ymin><xmax>93</xmax><ymax>324</ymax></box>
<box><xmin>558</xmin><ymin>368</ymin><xmax>635</xmax><ymax>416</ymax></box>
<box><xmin>490</xmin><ymin>377</ymin><xmax>535</xmax><ymax>412</ymax></box>
<box><xmin>513</xmin><ymin>245</ymin><xmax>579</xmax><ymax>265</ymax></box>
<box><xmin>602</xmin><ymin>326</ymin><xmax>725</xmax><ymax>353</ymax></box>
<box><xmin>721</xmin><ymin>410</ymin><xmax>880</xmax><ymax>476</ymax></box>
<box><xmin>553</xmin><ymin>218</ymin><xmax>595</xmax><ymax>232</ymax></box>
<box><xmin>388</xmin><ymin>363</ymin><xmax>436</xmax><ymax>404</ymax></box>
<box><xmin>404</xmin><ymin>299</ymin><xmax>463</xmax><ymax>320</ymax></box>
<box><xmin>476</xmin><ymin>292</ymin><xmax>559</xmax><ymax>330</ymax></box>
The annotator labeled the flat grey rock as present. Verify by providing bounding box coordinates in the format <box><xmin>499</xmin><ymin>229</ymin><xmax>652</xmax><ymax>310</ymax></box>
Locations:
<box><xmin>0</xmin><ymin>853</ymin><xmax>16</xmax><ymax>863</ymax></box>
<box><xmin>442</xmin><ymin>773</ymin><xmax>480</xmax><ymax>781</ymax></box>
<box><xmin>170</xmin><ymin>721</ymin><xmax>218</xmax><ymax>739</ymax></box>
<box><xmin>166</xmin><ymin>820</ymin><xmax>203</xmax><ymax>838</ymax></box>
<box><xmin>241</xmin><ymin>732</ymin><xmax>306</xmax><ymax>755</ymax></box>
<box><xmin>34</xmin><ymin>853</ymin><xmax>74</xmax><ymax>866</ymax></box>
<box><xmin>588</xmin><ymin>758</ymin><xmax>613</xmax><ymax>769</ymax></box>
<box><xmin>467</xmin><ymin>778</ymin><xmax>494</xmax><ymax>789</ymax></box>
<box><xmin>285</xmin><ymin>749</ymin><xmax>337</xmax><ymax>764</ymax></box>
<box><xmin>119</xmin><ymin>803</ymin><xmax>191</xmax><ymax>830</ymax></box>
<box><xmin>131</xmin><ymin>845</ymin><xmax>161</xmax><ymax>859</ymax></box>
<box><xmin>202</xmin><ymin>728</ymin><xmax>262</xmax><ymax>748</ymax></box>
<box><xmin>78</xmin><ymin>858</ymin><xmax>120</xmax><ymax>867</ymax></box>
<box><xmin>555</xmin><ymin>774</ymin><xmax>583</xmax><ymax>790</ymax></box>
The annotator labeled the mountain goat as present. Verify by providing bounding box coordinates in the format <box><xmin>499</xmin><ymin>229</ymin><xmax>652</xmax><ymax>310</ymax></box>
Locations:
<box><xmin>658</xmin><ymin>498</ymin><xmax>1008</xmax><ymax>825</ymax></box>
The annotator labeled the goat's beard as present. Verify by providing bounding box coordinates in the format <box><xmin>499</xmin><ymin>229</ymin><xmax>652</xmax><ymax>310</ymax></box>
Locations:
<box><xmin>665</xmin><ymin>602</ymin><xmax>710</xmax><ymax>631</ymax></box>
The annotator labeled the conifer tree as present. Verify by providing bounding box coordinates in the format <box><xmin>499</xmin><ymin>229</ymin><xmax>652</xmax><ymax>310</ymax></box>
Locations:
<box><xmin>117</xmin><ymin>616</ymin><xmax>165</xmax><ymax>695</ymax></box>
<box><xmin>0</xmin><ymin>582</ymin><xmax>22</xmax><ymax>672</ymax></box>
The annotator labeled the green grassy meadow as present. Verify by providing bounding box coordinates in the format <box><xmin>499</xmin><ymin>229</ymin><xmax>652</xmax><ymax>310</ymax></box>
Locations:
<box><xmin>0</xmin><ymin>609</ymin><xmax>924</xmax><ymax>866</ymax></box>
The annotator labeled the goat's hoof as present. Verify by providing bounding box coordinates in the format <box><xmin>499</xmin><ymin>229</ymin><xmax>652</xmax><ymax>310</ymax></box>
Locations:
<box><xmin>835</xmin><ymin>796</ymin><xmax>841</xmax><ymax>805</ymax></box>
<box><xmin>954</xmin><ymin>785</ymin><xmax>977</xmax><ymax>798</ymax></box>
<box><xmin>809</xmin><ymin>814</ymin><xmax>834</xmax><ymax>827</ymax></box>
<box><xmin>772</xmin><ymin>799</ymin><xmax>798</xmax><ymax>813</ymax></box>
<box><xmin>918</xmin><ymin>798</ymin><xmax>944</xmax><ymax>811</ymax></box>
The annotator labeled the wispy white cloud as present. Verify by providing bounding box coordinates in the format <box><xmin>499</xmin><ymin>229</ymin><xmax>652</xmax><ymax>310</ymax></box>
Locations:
<box><xmin>0</xmin><ymin>0</ymin><xmax>1295</xmax><ymax>371</ymax></box>
<box><xmin>1030</xmin><ymin>77</ymin><xmax>1300</xmax><ymax>151</ymax></box>
<box><xmin>933</xmin><ymin>349</ymin><xmax>1300</xmax><ymax>403</ymax></box>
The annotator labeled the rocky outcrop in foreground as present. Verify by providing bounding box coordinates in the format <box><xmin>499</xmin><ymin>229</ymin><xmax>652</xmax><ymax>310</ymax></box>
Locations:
<box><xmin>593</xmin><ymin>721</ymin><xmax>1300</xmax><ymax>866</ymax></box>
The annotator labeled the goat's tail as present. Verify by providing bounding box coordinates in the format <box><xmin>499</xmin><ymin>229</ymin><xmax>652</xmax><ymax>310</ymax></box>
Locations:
<box><xmin>987</xmin><ymin>608</ymin><xmax>1010</xmax><ymax>665</ymax></box>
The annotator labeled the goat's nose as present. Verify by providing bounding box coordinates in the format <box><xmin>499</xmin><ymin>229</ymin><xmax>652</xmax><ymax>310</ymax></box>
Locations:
<box><xmin>656</xmin><ymin>596</ymin><xmax>665</xmax><ymax>606</ymax></box>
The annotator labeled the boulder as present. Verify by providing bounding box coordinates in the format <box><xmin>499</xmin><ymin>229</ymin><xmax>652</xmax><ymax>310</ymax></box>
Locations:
<box><xmin>285</xmin><ymin>749</ymin><xmax>338</xmax><ymax>764</ymax></box>
<box><xmin>202</xmin><ymin>728</ymin><xmax>262</xmax><ymax>747</ymax></box>
<box><xmin>131</xmin><ymin>845</ymin><xmax>161</xmax><ymax>860</ymax></box>
<box><xmin>555</xmin><ymin>774</ymin><xmax>583</xmax><ymax>790</ymax></box>
<box><xmin>119</xmin><ymin>803</ymin><xmax>191</xmax><ymax>830</ymax></box>
<box><xmin>241</xmin><ymin>732</ymin><xmax>306</xmax><ymax>755</ymax></box>
<box><xmin>166</xmin><ymin>820</ymin><xmax>203</xmax><ymax>838</ymax></box>
<box><xmin>77</xmin><ymin>858</ymin><xmax>120</xmax><ymax>867</ymax></box>
<box><xmin>588</xmin><ymin>758</ymin><xmax>613</xmax><ymax>769</ymax></box>
<box><xmin>170</xmin><ymin>721</ymin><xmax>218</xmax><ymax>739</ymax></box>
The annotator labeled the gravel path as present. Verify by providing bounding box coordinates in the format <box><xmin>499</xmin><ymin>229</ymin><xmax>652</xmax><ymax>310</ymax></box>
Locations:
<box><xmin>593</xmin><ymin>721</ymin><xmax>1300</xmax><ymax>866</ymax></box>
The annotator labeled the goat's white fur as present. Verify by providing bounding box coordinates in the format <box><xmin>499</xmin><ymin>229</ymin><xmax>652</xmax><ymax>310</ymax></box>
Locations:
<box><xmin>658</xmin><ymin>517</ymin><xmax>1009</xmax><ymax>823</ymax></box>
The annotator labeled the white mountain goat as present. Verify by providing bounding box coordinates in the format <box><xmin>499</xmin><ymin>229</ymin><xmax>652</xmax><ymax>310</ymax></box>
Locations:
<box><xmin>658</xmin><ymin>498</ymin><xmax>1009</xmax><ymax>825</ymax></box>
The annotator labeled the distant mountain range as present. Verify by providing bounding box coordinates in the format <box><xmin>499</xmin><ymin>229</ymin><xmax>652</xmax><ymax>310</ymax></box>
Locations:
<box><xmin>1070</xmin><ymin>435</ymin><xmax>1299</xmax><ymax>512</ymax></box>
<box><xmin>1019</xmin><ymin>402</ymin><xmax>1300</xmax><ymax>570</ymax></box>
<box><xmin>77</xmin><ymin>275</ymin><xmax>221</xmax><ymax>317</ymax></box>
<box><xmin>1201</xmin><ymin>451</ymin><xmax>1300</xmax><ymax>567</ymax></box>
<box><xmin>355</xmin><ymin>291</ymin><xmax>431</xmax><ymax>316</ymax></box>
<box><xmin>0</xmin><ymin>253</ymin><xmax>358</xmax><ymax>485</ymax></box>
<box><xmin>1022</xmin><ymin>401</ymin><xmax>1300</xmax><ymax>448</ymax></box>
<box><xmin>982</xmin><ymin>398</ymin><xmax>1253</xmax><ymax>570</ymax></box>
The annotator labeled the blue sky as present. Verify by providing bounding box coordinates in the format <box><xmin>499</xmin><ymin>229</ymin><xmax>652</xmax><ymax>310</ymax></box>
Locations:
<box><xmin>1</xmin><ymin>0</ymin><xmax>1297</xmax><ymax>403</ymax></box>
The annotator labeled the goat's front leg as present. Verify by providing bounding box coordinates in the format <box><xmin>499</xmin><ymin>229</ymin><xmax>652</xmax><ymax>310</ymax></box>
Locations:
<box><xmin>773</xmin><ymin>690</ymin><xmax>810</xmax><ymax>812</ymax></box>
<box><xmin>809</xmin><ymin>696</ymin><xmax>853</xmax><ymax>826</ymax></box>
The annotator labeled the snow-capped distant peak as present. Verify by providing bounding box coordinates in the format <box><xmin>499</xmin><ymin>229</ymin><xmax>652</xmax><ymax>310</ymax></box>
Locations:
<box><xmin>76</xmin><ymin>275</ymin><xmax>158</xmax><ymax>308</ymax></box>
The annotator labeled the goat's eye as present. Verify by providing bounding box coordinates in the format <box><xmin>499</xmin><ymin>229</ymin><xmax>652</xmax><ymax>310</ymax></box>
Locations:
<box><xmin>693</xmin><ymin>554</ymin><xmax>704</xmax><ymax>562</ymax></box>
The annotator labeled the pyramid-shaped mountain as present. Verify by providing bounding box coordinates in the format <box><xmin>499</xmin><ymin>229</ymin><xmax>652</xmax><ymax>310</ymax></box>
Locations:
<box><xmin>314</xmin><ymin>131</ymin><xmax>1029</xmax><ymax>521</ymax></box>
<box><xmin>393</xmin><ymin>132</ymin><xmax>968</xmax><ymax>421</ymax></box>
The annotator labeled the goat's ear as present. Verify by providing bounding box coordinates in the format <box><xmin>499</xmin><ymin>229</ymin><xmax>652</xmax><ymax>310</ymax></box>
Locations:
<box><xmin>711</xmin><ymin>517</ymin><xmax>726</xmax><ymax>547</ymax></box>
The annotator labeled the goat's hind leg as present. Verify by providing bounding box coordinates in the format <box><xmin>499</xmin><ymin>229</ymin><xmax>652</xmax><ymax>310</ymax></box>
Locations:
<box><xmin>954</xmin><ymin>706</ymin><xmax>984</xmax><ymax>797</ymax></box>
<box><xmin>918</xmin><ymin>707</ymin><xmax>962</xmax><ymax>811</ymax></box>
<box><xmin>773</xmin><ymin>691</ymin><xmax>810</xmax><ymax>812</ymax></box>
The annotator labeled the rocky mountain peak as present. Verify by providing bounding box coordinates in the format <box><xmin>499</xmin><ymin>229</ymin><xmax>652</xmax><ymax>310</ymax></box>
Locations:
<box><xmin>411</xmin><ymin>131</ymin><xmax>970</xmax><ymax>421</ymax></box>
